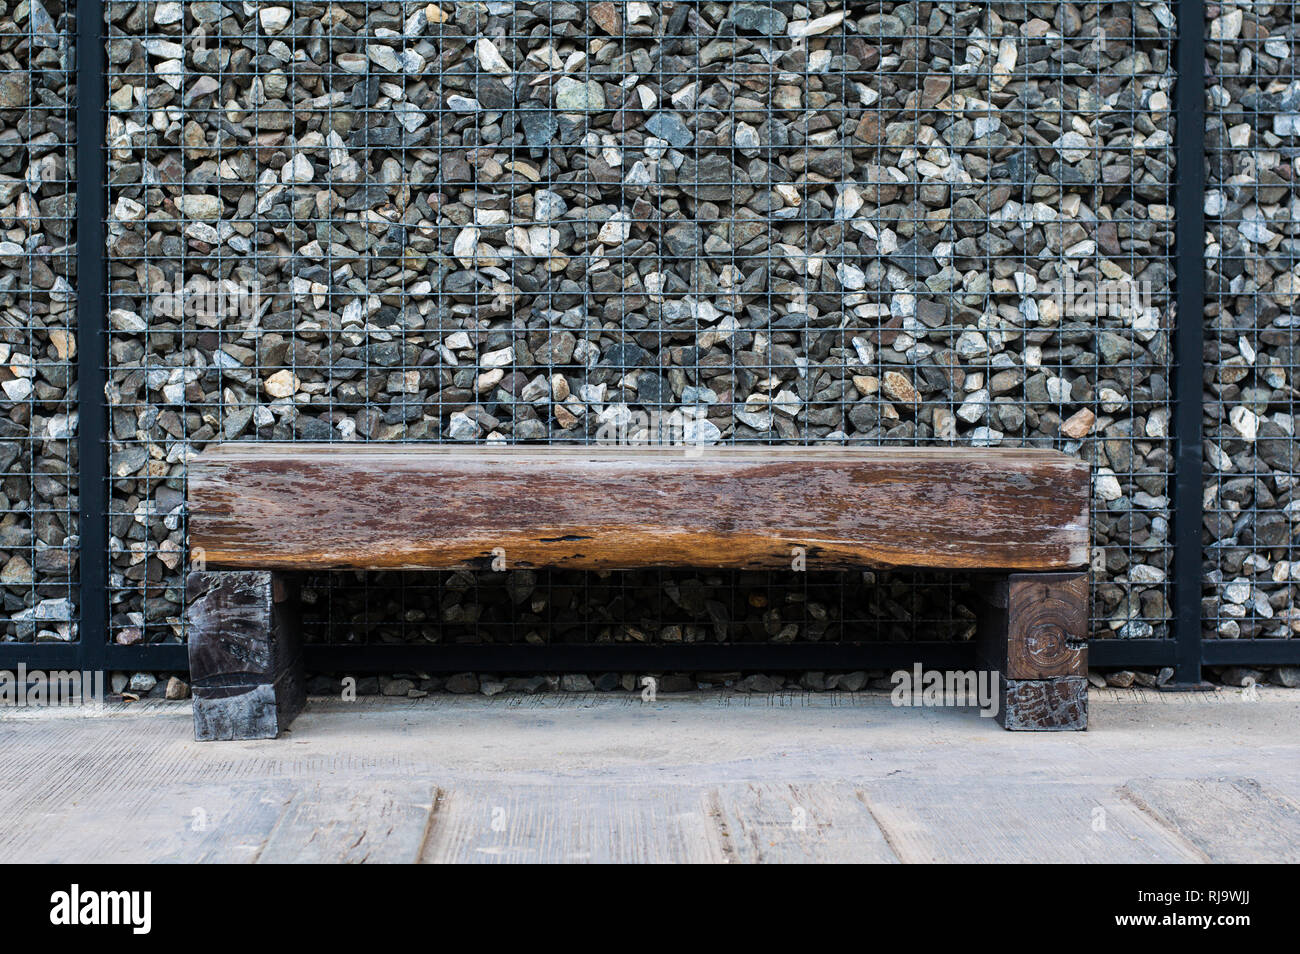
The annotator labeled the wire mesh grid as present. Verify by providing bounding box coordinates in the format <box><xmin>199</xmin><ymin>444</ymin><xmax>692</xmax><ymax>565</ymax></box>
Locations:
<box><xmin>95</xmin><ymin>0</ymin><xmax>1176</xmax><ymax>659</ymax></box>
<box><xmin>1204</xmin><ymin>0</ymin><xmax>1300</xmax><ymax>643</ymax></box>
<box><xmin>0</xmin><ymin>0</ymin><xmax>78</xmax><ymax>646</ymax></box>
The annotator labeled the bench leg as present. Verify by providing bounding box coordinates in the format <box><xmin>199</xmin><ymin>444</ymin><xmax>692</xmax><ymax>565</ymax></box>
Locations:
<box><xmin>186</xmin><ymin>570</ymin><xmax>304</xmax><ymax>741</ymax></box>
<box><xmin>978</xmin><ymin>572</ymin><xmax>1088</xmax><ymax>731</ymax></box>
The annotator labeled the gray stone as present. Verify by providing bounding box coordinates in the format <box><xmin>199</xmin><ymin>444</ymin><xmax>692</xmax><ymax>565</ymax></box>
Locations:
<box><xmin>604</xmin><ymin>343</ymin><xmax>646</xmax><ymax>368</ymax></box>
<box><xmin>554</xmin><ymin>77</ymin><xmax>605</xmax><ymax>111</ymax></box>
<box><xmin>889</xmin><ymin>239</ymin><xmax>938</xmax><ymax>278</ymax></box>
<box><xmin>663</xmin><ymin>221</ymin><xmax>702</xmax><ymax>257</ymax></box>
<box><xmin>521</xmin><ymin>108</ymin><xmax>557</xmax><ymax>147</ymax></box>
<box><xmin>645</xmin><ymin>111</ymin><xmax>693</xmax><ymax>149</ymax></box>
<box><xmin>445</xmin><ymin>673</ymin><xmax>479</xmax><ymax>694</ymax></box>
<box><xmin>678</xmin><ymin>154</ymin><xmax>749</xmax><ymax>202</ymax></box>
<box><xmin>730</xmin><ymin>4</ymin><xmax>788</xmax><ymax>35</ymax></box>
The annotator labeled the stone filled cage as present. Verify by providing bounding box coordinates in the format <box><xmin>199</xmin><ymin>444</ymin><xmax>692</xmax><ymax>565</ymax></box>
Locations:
<box><xmin>0</xmin><ymin>0</ymin><xmax>1295</xmax><ymax>686</ymax></box>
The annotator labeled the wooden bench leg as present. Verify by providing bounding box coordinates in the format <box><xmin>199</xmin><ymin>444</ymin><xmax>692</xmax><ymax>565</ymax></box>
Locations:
<box><xmin>186</xmin><ymin>570</ymin><xmax>304</xmax><ymax>741</ymax></box>
<box><xmin>978</xmin><ymin>572</ymin><xmax>1088</xmax><ymax>731</ymax></box>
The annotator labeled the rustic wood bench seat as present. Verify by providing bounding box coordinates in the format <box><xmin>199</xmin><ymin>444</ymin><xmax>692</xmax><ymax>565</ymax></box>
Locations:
<box><xmin>184</xmin><ymin>444</ymin><xmax>1091</xmax><ymax>739</ymax></box>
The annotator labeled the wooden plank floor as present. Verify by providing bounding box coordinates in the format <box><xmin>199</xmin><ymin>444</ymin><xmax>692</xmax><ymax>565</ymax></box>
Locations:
<box><xmin>424</xmin><ymin>784</ymin><xmax>727</xmax><ymax>863</ymax></box>
<box><xmin>0</xmin><ymin>689</ymin><xmax>1298</xmax><ymax>863</ymax></box>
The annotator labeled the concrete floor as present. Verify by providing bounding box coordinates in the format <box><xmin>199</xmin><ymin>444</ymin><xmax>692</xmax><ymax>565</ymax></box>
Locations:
<box><xmin>0</xmin><ymin>687</ymin><xmax>1297</xmax><ymax>863</ymax></box>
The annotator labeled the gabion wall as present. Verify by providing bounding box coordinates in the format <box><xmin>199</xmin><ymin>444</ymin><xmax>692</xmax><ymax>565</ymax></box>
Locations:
<box><xmin>96</xmin><ymin>0</ymin><xmax>1176</xmax><ymax>651</ymax></box>
<box><xmin>0</xmin><ymin>0</ymin><xmax>77</xmax><ymax>644</ymax></box>
<box><xmin>9</xmin><ymin>1</ymin><xmax>1292</xmax><ymax>668</ymax></box>
<box><xmin>1204</xmin><ymin>2</ymin><xmax>1300</xmax><ymax>643</ymax></box>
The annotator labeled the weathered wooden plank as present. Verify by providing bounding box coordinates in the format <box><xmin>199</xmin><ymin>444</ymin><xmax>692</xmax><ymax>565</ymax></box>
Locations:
<box><xmin>256</xmin><ymin>783</ymin><xmax>438</xmax><ymax>864</ymax></box>
<box><xmin>154</xmin><ymin>782</ymin><xmax>297</xmax><ymax>864</ymax></box>
<box><xmin>0</xmin><ymin>778</ymin><xmax>298</xmax><ymax>865</ymax></box>
<box><xmin>860</xmin><ymin>782</ymin><xmax>1203</xmax><ymax>863</ymax></box>
<box><xmin>188</xmin><ymin>445</ymin><xmax>1089</xmax><ymax>573</ymax></box>
<box><xmin>1119</xmin><ymin>778</ymin><xmax>1300</xmax><ymax>863</ymax></box>
<box><xmin>710</xmin><ymin>783</ymin><xmax>900</xmax><ymax>863</ymax></box>
<box><xmin>187</xmin><ymin>570</ymin><xmax>305</xmax><ymax>741</ymax></box>
<box><xmin>420</xmin><ymin>784</ymin><xmax>729</xmax><ymax>863</ymax></box>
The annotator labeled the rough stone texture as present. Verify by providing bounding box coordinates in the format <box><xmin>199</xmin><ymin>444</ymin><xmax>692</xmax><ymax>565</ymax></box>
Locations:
<box><xmin>94</xmin><ymin>0</ymin><xmax>1180</xmax><ymax>655</ymax></box>
<box><xmin>92</xmin><ymin>0</ymin><xmax>1178</xmax><ymax>656</ymax></box>
<box><xmin>0</xmin><ymin>0</ymin><xmax>77</xmax><ymax>645</ymax></box>
<box><xmin>1203</xmin><ymin>2</ymin><xmax>1300</xmax><ymax>642</ymax></box>
<box><xmin>0</xmin><ymin>0</ymin><xmax>1170</xmax><ymax>670</ymax></box>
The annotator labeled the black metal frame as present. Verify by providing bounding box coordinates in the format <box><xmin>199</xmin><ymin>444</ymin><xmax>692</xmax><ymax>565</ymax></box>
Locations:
<box><xmin>0</xmin><ymin>0</ymin><xmax>177</xmax><ymax>676</ymax></box>
<box><xmin>1</xmin><ymin>0</ymin><xmax>1296</xmax><ymax>679</ymax></box>
<box><xmin>1169</xmin><ymin>0</ymin><xmax>1209</xmax><ymax>685</ymax></box>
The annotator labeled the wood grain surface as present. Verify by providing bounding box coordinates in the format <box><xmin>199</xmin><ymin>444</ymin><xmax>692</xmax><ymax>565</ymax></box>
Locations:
<box><xmin>187</xmin><ymin>444</ymin><xmax>1090</xmax><ymax>572</ymax></box>
<box><xmin>977</xmin><ymin>572</ymin><xmax>1089</xmax><ymax>680</ymax></box>
<box><xmin>1006</xmin><ymin>573</ymin><xmax>1089</xmax><ymax>678</ymax></box>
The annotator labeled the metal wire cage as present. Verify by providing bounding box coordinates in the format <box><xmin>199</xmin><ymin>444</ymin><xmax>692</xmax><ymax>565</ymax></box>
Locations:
<box><xmin>88</xmin><ymin>0</ymin><xmax>1177</xmax><ymax>659</ymax></box>
<box><xmin>0</xmin><ymin>0</ymin><xmax>78</xmax><ymax>646</ymax></box>
<box><xmin>1203</xmin><ymin>2</ymin><xmax>1300</xmax><ymax>648</ymax></box>
<box><xmin>7</xmin><ymin>0</ymin><xmax>1296</xmax><ymax>686</ymax></box>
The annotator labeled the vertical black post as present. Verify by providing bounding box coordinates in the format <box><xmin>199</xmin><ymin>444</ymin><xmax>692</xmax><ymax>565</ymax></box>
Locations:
<box><xmin>1171</xmin><ymin>0</ymin><xmax>1207</xmax><ymax>686</ymax></box>
<box><xmin>76</xmin><ymin>0</ymin><xmax>108</xmax><ymax>670</ymax></box>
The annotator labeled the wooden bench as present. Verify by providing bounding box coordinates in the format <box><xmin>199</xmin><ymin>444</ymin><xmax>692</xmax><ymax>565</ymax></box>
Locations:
<box><xmin>184</xmin><ymin>445</ymin><xmax>1091</xmax><ymax>739</ymax></box>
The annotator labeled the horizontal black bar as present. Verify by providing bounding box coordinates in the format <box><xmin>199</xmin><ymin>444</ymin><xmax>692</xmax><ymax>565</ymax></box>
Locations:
<box><xmin>302</xmin><ymin>640</ymin><xmax>1300</xmax><ymax>673</ymax></box>
<box><xmin>1086</xmin><ymin>639</ymin><xmax>1300</xmax><ymax>669</ymax></box>
<box><xmin>301</xmin><ymin>642</ymin><xmax>981</xmax><ymax>673</ymax></box>
<box><xmin>104</xmin><ymin>644</ymin><xmax>189</xmax><ymax>668</ymax></box>
<box><xmin>1087</xmin><ymin>639</ymin><xmax>1177</xmax><ymax>668</ymax></box>
<box><xmin>0</xmin><ymin>643</ymin><xmax>190</xmax><ymax>670</ymax></box>
<box><xmin>5</xmin><ymin>639</ymin><xmax>1295</xmax><ymax>675</ymax></box>
<box><xmin>1202</xmin><ymin>641</ymin><xmax>1300</xmax><ymax>666</ymax></box>
<box><xmin>0</xmin><ymin>644</ymin><xmax>83</xmax><ymax>668</ymax></box>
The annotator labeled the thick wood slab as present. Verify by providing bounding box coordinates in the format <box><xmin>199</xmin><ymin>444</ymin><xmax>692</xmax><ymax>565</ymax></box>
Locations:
<box><xmin>978</xmin><ymin>572</ymin><xmax>1089</xmax><ymax>731</ymax></box>
<box><xmin>187</xmin><ymin>570</ymin><xmax>305</xmax><ymax>741</ymax></box>
<box><xmin>187</xmin><ymin>445</ymin><xmax>1090</xmax><ymax>573</ymax></box>
<box><xmin>978</xmin><ymin>572</ymin><xmax>1089</xmax><ymax>680</ymax></box>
